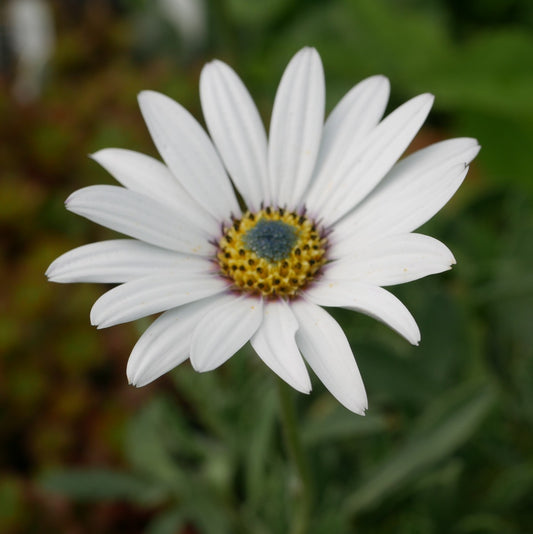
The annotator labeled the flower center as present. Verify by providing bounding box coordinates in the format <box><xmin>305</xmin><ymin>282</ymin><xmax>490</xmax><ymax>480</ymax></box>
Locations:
<box><xmin>242</xmin><ymin>218</ymin><xmax>298</xmax><ymax>262</ymax></box>
<box><xmin>216</xmin><ymin>207</ymin><xmax>327</xmax><ymax>298</ymax></box>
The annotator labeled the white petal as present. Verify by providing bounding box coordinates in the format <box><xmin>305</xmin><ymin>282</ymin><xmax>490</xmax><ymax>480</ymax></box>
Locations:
<box><xmin>291</xmin><ymin>299</ymin><xmax>367</xmax><ymax>415</ymax></box>
<box><xmin>306</xmin><ymin>94</ymin><xmax>434</xmax><ymax>225</ymax></box>
<box><xmin>138</xmin><ymin>90</ymin><xmax>240</xmax><ymax>222</ymax></box>
<box><xmin>200</xmin><ymin>60</ymin><xmax>269</xmax><ymax>211</ymax></box>
<box><xmin>46</xmin><ymin>239</ymin><xmax>207</xmax><ymax>283</ymax></box>
<box><xmin>90</xmin><ymin>148</ymin><xmax>218</xmax><ymax>235</ymax></box>
<box><xmin>90</xmin><ymin>272</ymin><xmax>227</xmax><ymax>328</ymax></box>
<box><xmin>309</xmin><ymin>75</ymin><xmax>390</xmax><ymax>192</ymax></box>
<box><xmin>190</xmin><ymin>296</ymin><xmax>263</xmax><ymax>372</ymax></box>
<box><xmin>305</xmin><ymin>280</ymin><xmax>420</xmax><ymax>345</ymax></box>
<box><xmin>250</xmin><ymin>299</ymin><xmax>311</xmax><ymax>394</ymax></box>
<box><xmin>127</xmin><ymin>295</ymin><xmax>229</xmax><ymax>387</ymax></box>
<box><xmin>332</xmin><ymin>138</ymin><xmax>480</xmax><ymax>254</ymax></box>
<box><xmin>66</xmin><ymin>185</ymin><xmax>213</xmax><ymax>255</ymax></box>
<box><xmin>268</xmin><ymin>47</ymin><xmax>325</xmax><ymax>209</ymax></box>
<box><xmin>325</xmin><ymin>233</ymin><xmax>455</xmax><ymax>286</ymax></box>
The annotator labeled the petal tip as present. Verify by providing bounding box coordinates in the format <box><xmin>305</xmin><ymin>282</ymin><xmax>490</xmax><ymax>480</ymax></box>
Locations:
<box><xmin>408</xmin><ymin>323</ymin><xmax>421</xmax><ymax>346</ymax></box>
<box><xmin>126</xmin><ymin>356</ymin><xmax>150</xmax><ymax>388</ymax></box>
<box><xmin>420</xmin><ymin>92</ymin><xmax>435</xmax><ymax>109</ymax></box>
<box><xmin>470</xmin><ymin>144</ymin><xmax>482</xmax><ymax>161</ymax></box>
<box><xmin>127</xmin><ymin>374</ymin><xmax>143</xmax><ymax>388</ymax></box>
<box><xmin>138</xmin><ymin>89</ymin><xmax>154</xmax><ymax>100</ymax></box>
<box><xmin>90</xmin><ymin>310</ymin><xmax>105</xmax><ymax>328</ymax></box>
<box><xmin>367</xmin><ymin>73</ymin><xmax>389</xmax><ymax>87</ymax></box>
<box><xmin>44</xmin><ymin>263</ymin><xmax>54</xmax><ymax>279</ymax></box>
<box><xmin>298</xmin><ymin>381</ymin><xmax>313</xmax><ymax>395</ymax></box>
<box><xmin>89</xmin><ymin>148</ymin><xmax>106</xmax><ymax>162</ymax></box>
<box><xmin>203</xmin><ymin>58</ymin><xmax>224</xmax><ymax>72</ymax></box>
<box><xmin>294</xmin><ymin>46</ymin><xmax>320</xmax><ymax>64</ymax></box>
<box><xmin>137</xmin><ymin>90</ymin><xmax>162</xmax><ymax>109</ymax></box>
<box><xmin>64</xmin><ymin>192</ymin><xmax>76</xmax><ymax>206</ymax></box>
<box><xmin>347</xmin><ymin>397</ymin><xmax>368</xmax><ymax>416</ymax></box>
<box><xmin>411</xmin><ymin>92</ymin><xmax>435</xmax><ymax>111</ymax></box>
<box><xmin>189</xmin><ymin>357</ymin><xmax>202</xmax><ymax>373</ymax></box>
<box><xmin>376</xmin><ymin>74</ymin><xmax>391</xmax><ymax>91</ymax></box>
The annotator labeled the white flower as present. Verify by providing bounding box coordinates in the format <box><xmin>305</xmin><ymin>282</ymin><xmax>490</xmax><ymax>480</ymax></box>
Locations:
<box><xmin>157</xmin><ymin>0</ymin><xmax>207</xmax><ymax>47</ymax></box>
<box><xmin>46</xmin><ymin>47</ymin><xmax>479</xmax><ymax>415</ymax></box>
<box><xmin>6</xmin><ymin>0</ymin><xmax>55</xmax><ymax>103</ymax></box>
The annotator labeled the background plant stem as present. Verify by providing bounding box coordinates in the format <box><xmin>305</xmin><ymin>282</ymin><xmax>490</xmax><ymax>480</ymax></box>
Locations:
<box><xmin>277</xmin><ymin>379</ymin><xmax>313</xmax><ymax>534</ymax></box>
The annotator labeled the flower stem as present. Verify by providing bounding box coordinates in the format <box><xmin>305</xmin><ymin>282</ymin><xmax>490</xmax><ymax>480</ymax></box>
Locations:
<box><xmin>277</xmin><ymin>379</ymin><xmax>313</xmax><ymax>534</ymax></box>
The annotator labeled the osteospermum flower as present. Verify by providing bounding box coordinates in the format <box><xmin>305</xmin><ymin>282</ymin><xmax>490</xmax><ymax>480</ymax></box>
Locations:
<box><xmin>46</xmin><ymin>47</ymin><xmax>479</xmax><ymax>415</ymax></box>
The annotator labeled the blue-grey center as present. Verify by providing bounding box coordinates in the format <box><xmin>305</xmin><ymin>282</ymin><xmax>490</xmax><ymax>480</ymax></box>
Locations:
<box><xmin>242</xmin><ymin>218</ymin><xmax>298</xmax><ymax>263</ymax></box>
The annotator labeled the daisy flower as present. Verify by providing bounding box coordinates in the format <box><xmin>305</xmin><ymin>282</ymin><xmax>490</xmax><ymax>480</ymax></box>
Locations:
<box><xmin>46</xmin><ymin>47</ymin><xmax>479</xmax><ymax>415</ymax></box>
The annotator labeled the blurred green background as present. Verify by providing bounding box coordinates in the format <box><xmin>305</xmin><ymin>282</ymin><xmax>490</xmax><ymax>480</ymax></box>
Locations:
<box><xmin>1</xmin><ymin>0</ymin><xmax>533</xmax><ymax>532</ymax></box>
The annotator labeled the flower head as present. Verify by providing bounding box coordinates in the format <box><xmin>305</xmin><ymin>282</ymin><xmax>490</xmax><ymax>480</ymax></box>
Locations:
<box><xmin>47</xmin><ymin>47</ymin><xmax>479</xmax><ymax>415</ymax></box>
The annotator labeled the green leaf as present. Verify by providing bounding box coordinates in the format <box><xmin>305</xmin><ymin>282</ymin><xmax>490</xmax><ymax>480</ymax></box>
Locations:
<box><xmin>345</xmin><ymin>382</ymin><xmax>494</xmax><ymax>516</ymax></box>
<box><xmin>456</xmin><ymin>111</ymin><xmax>533</xmax><ymax>192</ymax></box>
<box><xmin>124</xmin><ymin>398</ymin><xmax>190</xmax><ymax>490</ymax></box>
<box><xmin>456</xmin><ymin>513</ymin><xmax>516</xmax><ymax>534</ymax></box>
<box><xmin>226</xmin><ymin>0</ymin><xmax>291</xmax><ymax>26</ymax></box>
<box><xmin>435</xmin><ymin>30</ymin><xmax>533</xmax><ymax>119</ymax></box>
<box><xmin>302</xmin><ymin>409</ymin><xmax>387</xmax><ymax>446</ymax></box>
<box><xmin>244</xmin><ymin>385</ymin><xmax>278</xmax><ymax>507</ymax></box>
<box><xmin>124</xmin><ymin>396</ymin><xmax>238</xmax><ymax>532</ymax></box>
<box><xmin>39</xmin><ymin>469</ymin><xmax>165</xmax><ymax>505</ymax></box>
<box><xmin>146</xmin><ymin>508</ymin><xmax>186</xmax><ymax>534</ymax></box>
<box><xmin>486</xmin><ymin>463</ymin><xmax>533</xmax><ymax>512</ymax></box>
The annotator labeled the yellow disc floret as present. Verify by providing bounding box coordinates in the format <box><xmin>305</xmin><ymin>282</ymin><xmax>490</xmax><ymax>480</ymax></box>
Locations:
<box><xmin>216</xmin><ymin>207</ymin><xmax>327</xmax><ymax>298</ymax></box>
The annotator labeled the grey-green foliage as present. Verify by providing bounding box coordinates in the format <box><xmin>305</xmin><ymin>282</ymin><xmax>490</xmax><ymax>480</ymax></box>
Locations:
<box><xmin>39</xmin><ymin>469</ymin><xmax>165</xmax><ymax>505</ymax></box>
<box><xmin>345</xmin><ymin>382</ymin><xmax>494</xmax><ymax>515</ymax></box>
